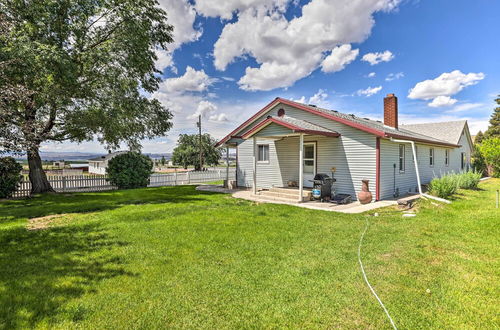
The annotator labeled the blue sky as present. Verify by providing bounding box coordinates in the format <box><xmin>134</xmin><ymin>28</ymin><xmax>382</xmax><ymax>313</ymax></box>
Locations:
<box><xmin>42</xmin><ymin>0</ymin><xmax>499</xmax><ymax>153</ymax></box>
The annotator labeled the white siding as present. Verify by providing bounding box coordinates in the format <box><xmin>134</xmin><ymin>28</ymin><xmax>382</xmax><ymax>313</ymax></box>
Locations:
<box><xmin>236</xmin><ymin>104</ymin><xmax>377</xmax><ymax>199</ymax></box>
<box><xmin>88</xmin><ymin>161</ymin><xmax>106</xmax><ymax>175</ymax></box>
<box><xmin>379</xmin><ymin>128</ymin><xmax>473</xmax><ymax>199</ymax></box>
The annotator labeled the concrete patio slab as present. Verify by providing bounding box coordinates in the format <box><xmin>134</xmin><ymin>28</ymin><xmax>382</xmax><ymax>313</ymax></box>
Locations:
<box><xmin>231</xmin><ymin>190</ymin><xmax>397</xmax><ymax>214</ymax></box>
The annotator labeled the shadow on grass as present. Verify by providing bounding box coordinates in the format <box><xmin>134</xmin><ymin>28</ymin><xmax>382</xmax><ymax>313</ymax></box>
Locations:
<box><xmin>0</xmin><ymin>222</ymin><xmax>134</xmax><ymax>328</ymax></box>
<box><xmin>0</xmin><ymin>185</ymin><xmax>218</xmax><ymax>222</ymax></box>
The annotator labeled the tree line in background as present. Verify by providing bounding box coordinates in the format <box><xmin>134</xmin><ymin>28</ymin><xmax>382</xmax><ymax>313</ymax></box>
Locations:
<box><xmin>472</xmin><ymin>95</ymin><xmax>500</xmax><ymax>177</ymax></box>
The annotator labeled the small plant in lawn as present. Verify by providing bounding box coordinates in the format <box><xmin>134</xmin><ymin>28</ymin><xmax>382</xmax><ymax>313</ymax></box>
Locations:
<box><xmin>428</xmin><ymin>175</ymin><xmax>457</xmax><ymax>198</ymax></box>
<box><xmin>0</xmin><ymin>157</ymin><xmax>23</xmax><ymax>198</ymax></box>
<box><xmin>107</xmin><ymin>152</ymin><xmax>153</xmax><ymax>189</ymax></box>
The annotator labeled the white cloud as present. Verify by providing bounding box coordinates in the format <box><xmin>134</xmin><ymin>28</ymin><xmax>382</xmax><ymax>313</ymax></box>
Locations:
<box><xmin>309</xmin><ymin>89</ymin><xmax>329</xmax><ymax>106</ymax></box>
<box><xmin>195</xmin><ymin>0</ymin><xmax>290</xmax><ymax>20</ymax></box>
<box><xmin>367</xmin><ymin>72</ymin><xmax>376</xmax><ymax>78</ymax></box>
<box><xmin>155</xmin><ymin>0</ymin><xmax>202</xmax><ymax>71</ymax></box>
<box><xmin>321</xmin><ymin>44</ymin><xmax>359</xmax><ymax>73</ymax></box>
<box><xmin>361</xmin><ymin>50</ymin><xmax>394</xmax><ymax>65</ymax></box>
<box><xmin>161</xmin><ymin>66</ymin><xmax>216</xmax><ymax>93</ymax></box>
<box><xmin>408</xmin><ymin>70</ymin><xmax>485</xmax><ymax>107</ymax></box>
<box><xmin>428</xmin><ymin>95</ymin><xmax>457</xmax><ymax>107</ymax></box>
<box><xmin>293</xmin><ymin>89</ymin><xmax>330</xmax><ymax>107</ymax></box>
<box><xmin>211</xmin><ymin>0</ymin><xmax>401</xmax><ymax>91</ymax></box>
<box><xmin>188</xmin><ymin>100</ymin><xmax>219</xmax><ymax>119</ymax></box>
<box><xmin>447</xmin><ymin>102</ymin><xmax>484</xmax><ymax>113</ymax></box>
<box><xmin>385</xmin><ymin>72</ymin><xmax>404</xmax><ymax>81</ymax></box>
<box><xmin>209</xmin><ymin>113</ymin><xmax>228</xmax><ymax>122</ymax></box>
<box><xmin>357</xmin><ymin>86</ymin><xmax>382</xmax><ymax>97</ymax></box>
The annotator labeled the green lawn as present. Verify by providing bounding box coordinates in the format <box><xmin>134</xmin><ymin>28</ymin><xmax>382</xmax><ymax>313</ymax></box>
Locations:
<box><xmin>0</xmin><ymin>180</ymin><xmax>499</xmax><ymax>329</ymax></box>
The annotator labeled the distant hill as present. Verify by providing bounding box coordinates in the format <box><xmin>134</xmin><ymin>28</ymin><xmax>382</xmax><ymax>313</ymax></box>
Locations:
<box><xmin>8</xmin><ymin>151</ymin><xmax>172</xmax><ymax>161</ymax></box>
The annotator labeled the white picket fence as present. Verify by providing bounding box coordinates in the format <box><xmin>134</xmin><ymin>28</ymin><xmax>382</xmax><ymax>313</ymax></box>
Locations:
<box><xmin>12</xmin><ymin>170</ymin><xmax>235</xmax><ymax>198</ymax></box>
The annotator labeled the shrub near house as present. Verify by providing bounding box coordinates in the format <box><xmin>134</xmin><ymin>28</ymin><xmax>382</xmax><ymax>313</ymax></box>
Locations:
<box><xmin>107</xmin><ymin>152</ymin><xmax>153</xmax><ymax>189</ymax></box>
<box><xmin>0</xmin><ymin>157</ymin><xmax>23</xmax><ymax>198</ymax></box>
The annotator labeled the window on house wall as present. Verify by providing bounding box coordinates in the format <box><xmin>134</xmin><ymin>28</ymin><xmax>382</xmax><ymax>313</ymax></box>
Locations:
<box><xmin>461</xmin><ymin>152</ymin><xmax>466</xmax><ymax>170</ymax></box>
<box><xmin>257</xmin><ymin>144</ymin><xmax>269</xmax><ymax>163</ymax></box>
<box><xmin>399</xmin><ymin>144</ymin><xmax>405</xmax><ymax>172</ymax></box>
<box><xmin>429</xmin><ymin>148</ymin><xmax>434</xmax><ymax>166</ymax></box>
<box><xmin>445</xmin><ymin>149</ymin><xmax>449</xmax><ymax>166</ymax></box>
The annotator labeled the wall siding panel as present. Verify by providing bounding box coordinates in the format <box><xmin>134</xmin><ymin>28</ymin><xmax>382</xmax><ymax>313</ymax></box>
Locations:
<box><xmin>379</xmin><ymin>131</ymin><xmax>472</xmax><ymax>199</ymax></box>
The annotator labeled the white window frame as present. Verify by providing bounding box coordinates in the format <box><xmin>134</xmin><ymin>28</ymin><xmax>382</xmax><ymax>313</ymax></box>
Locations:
<box><xmin>257</xmin><ymin>144</ymin><xmax>270</xmax><ymax>163</ymax></box>
<box><xmin>399</xmin><ymin>144</ymin><xmax>405</xmax><ymax>173</ymax></box>
<box><xmin>429</xmin><ymin>148</ymin><xmax>434</xmax><ymax>167</ymax></box>
<box><xmin>445</xmin><ymin>149</ymin><xmax>449</xmax><ymax>167</ymax></box>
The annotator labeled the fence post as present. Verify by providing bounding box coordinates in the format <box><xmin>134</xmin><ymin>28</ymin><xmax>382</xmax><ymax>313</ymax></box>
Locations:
<box><xmin>174</xmin><ymin>170</ymin><xmax>178</xmax><ymax>186</ymax></box>
<box><xmin>187</xmin><ymin>171</ymin><xmax>190</xmax><ymax>184</ymax></box>
<box><xmin>62</xmin><ymin>176</ymin><xmax>66</xmax><ymax>193</ymax></box>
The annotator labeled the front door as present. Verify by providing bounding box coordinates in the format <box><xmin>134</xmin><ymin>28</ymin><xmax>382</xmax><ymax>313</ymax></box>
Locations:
<box><xmin>303</xmin><ymin>143</ymin><xmax>316</xmax><ymax>188</ymax></box>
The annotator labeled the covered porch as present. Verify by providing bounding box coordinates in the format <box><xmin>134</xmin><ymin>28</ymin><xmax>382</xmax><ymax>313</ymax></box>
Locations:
<box><xmin>241</xmin><ymin>115</ymin><xmax>340</xmax><ymax>202</ymax></box>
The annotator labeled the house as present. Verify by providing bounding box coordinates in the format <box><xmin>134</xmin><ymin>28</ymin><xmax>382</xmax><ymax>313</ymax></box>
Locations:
<box><xmin>88</xmin><ymin>151</ymin><xmax>127</xmax><ymax>175</ymax></box>
<box><xmin>52</xmin><ymin>161</ymin><xmax>65</xmax><ymax>168</ymax></box>
<box><xmin>216</xmin><ymin>94</ymin><xmax>473</xmax><ymax>202</ymax></box>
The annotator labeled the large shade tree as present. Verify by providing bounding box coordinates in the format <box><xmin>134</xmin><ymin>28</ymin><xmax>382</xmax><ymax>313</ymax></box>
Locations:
<box><xmin>0</xmin><ymin>0</ymin><xmax>174</xmax><ymax>193</ymax></box>
<box><xmin>171</xmin><ymin>134</ymin><xmax>222</xmax><ymax>170</ymax></box>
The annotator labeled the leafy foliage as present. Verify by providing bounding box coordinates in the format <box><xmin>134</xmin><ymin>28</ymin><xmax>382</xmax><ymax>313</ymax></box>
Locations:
<box><xmin>428</xmin><ymin>175</ymin><xmax>458</xmax><ymax>198</ymax></box>
<box><xmin>0</xmin><ymin>0</ymin><xmax>174</xmax><ymax>192</ymax></box>
<box><xmin>479</xmin><ymin>137</ymin><xmax>500</xmax><ymax>177</ymax></box>
<box><xmin>171</xmin><ymin>134</ymin><xmax>222</xmax><ymax>170</ymax></box>
<box><xmin>107</xmin><ymin>152</ymin><xmax>153</xmax><ymax>189</ymax></box>
<box><xmin>454</xmin><ymin>171</ymin><xmax>482</xmax><ymax>189</ymax></box>
<box><xmin>0</xmin><ymin>157</ymin><xmax>23</xmax><ymax>198</ymax></box>
<box><xmin>429</xmin><ymin>171</ymin><xmax>483</xmax><ymax>198</ymax></box>
<box><xmin>484</xmin><ymin>95</ymin><xmax>500</xmax><ymax>139</ymax></box>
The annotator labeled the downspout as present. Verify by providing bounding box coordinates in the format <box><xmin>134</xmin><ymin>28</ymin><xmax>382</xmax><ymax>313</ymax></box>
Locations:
<box><xmin>389</xmin><ymin>137</ymin><xmax>450</xmax><ymax>204</ymax></box>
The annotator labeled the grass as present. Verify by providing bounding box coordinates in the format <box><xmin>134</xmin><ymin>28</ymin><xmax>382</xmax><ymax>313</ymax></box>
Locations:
<box><xmin>0</xmin><ymin>180</ymin><xmax>499</xmax><ymax>329</ymax></box>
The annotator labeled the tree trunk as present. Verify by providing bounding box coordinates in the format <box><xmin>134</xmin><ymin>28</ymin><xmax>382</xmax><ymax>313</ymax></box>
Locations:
<box><xmin>27</xmin><ymin>147</ymin><xmax>54</xmax><ymax>194</ymax></box>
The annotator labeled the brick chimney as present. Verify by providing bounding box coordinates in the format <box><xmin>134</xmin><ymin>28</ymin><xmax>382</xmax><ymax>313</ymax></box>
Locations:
<box><xmin>384</xmin><ymin>93</ymin><xmax>398</xmax><ymax>129</ymax></box>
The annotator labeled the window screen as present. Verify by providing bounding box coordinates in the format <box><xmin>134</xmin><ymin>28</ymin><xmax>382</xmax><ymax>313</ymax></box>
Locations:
<box><xmin>399</xmin><ymin>144</ymin><xmax>405</xmax><ymax>172</ymax></box>
<box><xmin>258</xmin><ymin>145</ymin><xmax>269</xmax><ymax>162</ymax></box>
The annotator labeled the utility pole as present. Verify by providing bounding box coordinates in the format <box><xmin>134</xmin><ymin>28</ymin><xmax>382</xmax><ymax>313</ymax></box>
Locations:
<box><xmin>197</xmin><ymin>115</ymin><xmax>202</xmax><ymax>171</ymax></box>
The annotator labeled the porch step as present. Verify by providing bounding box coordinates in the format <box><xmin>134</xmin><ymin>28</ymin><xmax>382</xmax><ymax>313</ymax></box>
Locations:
<box><xmin>255</xmin><ymin>193</ymin><xmax>303</xmax><ymax>203</ymax></box>
<box><xmin>258</xmin><ymin>187</ymin><xmax>312</xmax><ymax>201</ymax></box>
<box><xmin>269</xmin><ymin>187</ymin><xmax>312</xmax><ymax>197</ymax></box>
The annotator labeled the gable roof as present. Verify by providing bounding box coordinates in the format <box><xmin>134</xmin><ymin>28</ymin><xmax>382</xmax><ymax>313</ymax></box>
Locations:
<box><xmin>242</xmin><ymin>115</ymin><xmax>340</xmax><ymax>139</ymax></box>
<box><xmin>217</xmin><ymin>97</ymin><xmax>461</xmax><ymax>148</ymax></box>
<box><xmin>400</xmin><ymin>120</ymin><xmax>467</xmax><ymax>145</ymax></box>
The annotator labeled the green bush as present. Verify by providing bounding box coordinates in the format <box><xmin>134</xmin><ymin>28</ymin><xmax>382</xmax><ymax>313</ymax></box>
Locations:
<box><xmin>0</xmin><ymin>157</ymin><xmax>23</xmax><ymax>198</ymax></box>
<box><xmin>428</xmin><ymin>175</ymin><xmax>457</xmax><ymax>199</ymax></box>
<box><xmin>456</xmin><ymin>171</ymin><xmax>482</xmax><ymax>189</ymax></box>
<box><xmin>107</xmin><ymin>152</ymin><xmax>153</xmax><ymax>189</ymax></box>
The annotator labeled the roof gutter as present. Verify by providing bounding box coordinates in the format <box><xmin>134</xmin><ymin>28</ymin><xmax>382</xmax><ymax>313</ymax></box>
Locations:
<box><xmin>390</xmin><ymin>138</ymin><xmax>450</xmax><ymax>204</ymax></box>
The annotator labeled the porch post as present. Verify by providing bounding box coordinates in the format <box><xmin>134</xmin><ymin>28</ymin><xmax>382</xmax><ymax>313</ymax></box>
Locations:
<box><xmin>298</xmin><ymin>133</ymin><xmax>304</xmax><ymax>202</ymax></box>
<box><xmin>253</xmin><ymin>137</ymin><xmax>257</xmax><ymax>194</ymax></box>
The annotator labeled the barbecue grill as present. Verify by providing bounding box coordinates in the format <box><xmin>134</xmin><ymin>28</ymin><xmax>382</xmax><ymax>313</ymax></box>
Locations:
<box><xmin>310</xmin><ymin>173</ymin><xmax>336</xmax><ymax>201</ymax></box>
